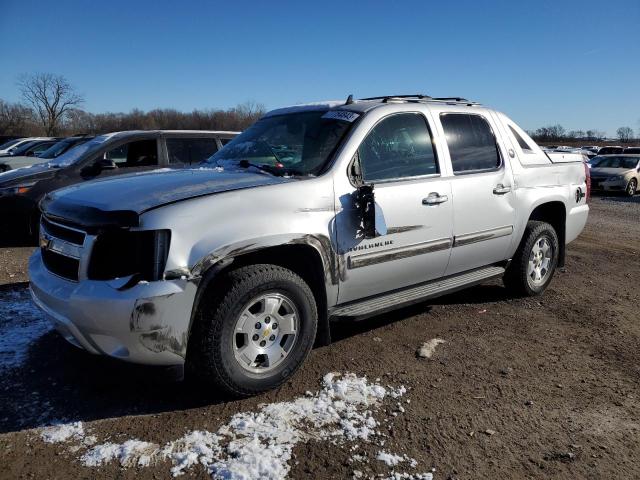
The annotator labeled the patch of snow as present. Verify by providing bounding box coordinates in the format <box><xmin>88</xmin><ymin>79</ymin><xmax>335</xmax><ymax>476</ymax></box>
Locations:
<box><xmin>0</xmin><ymin>288</ymin><xmax>51</xmax><ymax>372</ymax></box>
<box><xmin>376</xmin><ymin>451</ymin><xmax>418</xmax><ymax>469</ymax></box>
<box><xmin>417</xmin><ymin>338</ymin><xmax>446</xmax><ymax>359</ymax></box>
<box><xmin>377</xmin><ymin>451</ymin><xmax>405</xmax><ymax>467</ymax></box>
<box><xmin>46</xmin><ymin>373</ymin><xmax>406</xmax><ymax>479</ymax></box>
<box><xmin>81</xmin><ymin>439</ymin><xmax>157</xmax><ymax>467</ymax></box>
<box><xmin>41</xmin><ymin>421</ymin><xmax>85</xmax><ymax>443</ymax></box>
<box><xmin>385</xmin><ymin>473</ymin><xmax>433</xmax><ymax>480</ymax></box>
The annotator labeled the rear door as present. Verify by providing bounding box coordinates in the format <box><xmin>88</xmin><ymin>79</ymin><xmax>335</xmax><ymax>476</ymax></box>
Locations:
<box><xmin>431</xmin><ymin>109</ymin><xmax>516</xmax><ymax>276</ymax></box>
<box><xmin>336</xmin><ymin>112</ymin><xmax>454</xmax><ymax>303</ymax></box>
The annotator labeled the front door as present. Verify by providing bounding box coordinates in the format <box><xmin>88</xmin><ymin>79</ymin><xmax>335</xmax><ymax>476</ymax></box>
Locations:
<box><xmin>434</xmin><ymin>111</ymin><xmax>516</xmax><ymax>276</ymax></box>
<box><xmin>336</xmin><ymin>112</ymin><xmax>454</xmax><ymax>304</ymax></box>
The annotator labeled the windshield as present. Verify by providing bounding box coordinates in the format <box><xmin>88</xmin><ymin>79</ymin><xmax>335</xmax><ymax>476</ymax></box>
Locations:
<box><xmin>38</xmin><ymin>138</ymin><xmax>87</xmax><ymax>159</ymax></box>
<box><xmin>205</xmin><ymin>110</ymin><xmax>356</xmax><ymax>175</ymax></box>
<box><xmin>0</xmin><ymin>138</ymin><xmax>23</xmax><ymax>150</ymax></box>
<box><xmin>591</xmin><ymin>156</ymin><xmax>638</xmax><ymax>169</ymax></box>
<box><xmin>10</xmin><ymin>141</ymin><xmax>38</xmax><ymax>155</ymax></box>
<box><xmin>47</xmin><ymin>135</ymin><xmax>112</xmax><ymax>167</ymax></box>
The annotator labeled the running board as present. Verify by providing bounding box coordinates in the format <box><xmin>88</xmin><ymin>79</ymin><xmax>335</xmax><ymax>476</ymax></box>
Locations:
<box><xmin>331</xmin><ymin>265</ymin><xmax>505</xmax><ymax>319</ymax></box>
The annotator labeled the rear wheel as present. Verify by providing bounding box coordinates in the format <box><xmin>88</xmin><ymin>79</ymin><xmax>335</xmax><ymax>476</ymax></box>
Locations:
<box><xmin>504</xmin><ymin>221</ymin><xmax>559</xmax><ymax>296</ymax></box>
<box><xmin>188</xmin><ymin>264</ymin><xmax>317</xmax><ymax>397</ymax></box>
<box><xmin>626</xmin><ymin>178</ymin><xmax>637</xmax><ymax>197</ymax></box>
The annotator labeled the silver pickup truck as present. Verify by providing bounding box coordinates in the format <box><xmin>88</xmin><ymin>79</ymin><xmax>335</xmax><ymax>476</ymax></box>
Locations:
<box><xmin>29</xmin><ymin>95</ymin><xmax>590</xmax><ymax>396</ymax></box>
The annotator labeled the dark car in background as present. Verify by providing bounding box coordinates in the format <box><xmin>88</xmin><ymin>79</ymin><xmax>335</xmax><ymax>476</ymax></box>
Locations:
<box><xmin>0</xmin><ymin>135</ymin><xmax>95</xmax><ymax>172</ymax></box>
<box><xmin>0</xmin><ymin>129</ymin><xmax>238</xmax><ymax>240</ymax></box>
<box><xmin>597</xmin><ymin>146</ymin><xmax>625</xmax><ymax>155</ymax></box>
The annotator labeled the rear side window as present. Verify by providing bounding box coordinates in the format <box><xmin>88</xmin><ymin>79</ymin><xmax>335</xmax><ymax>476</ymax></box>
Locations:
<box><xmin>440</xmin><ymin>113</ymin><xmax>501</xmax><ymax>173</ymax></box>
<box><xmin>508</xmin><ymin>125</ymin><xmax>533</xmax><ymax>152</ymax></box>
<box><xmin>358</xmin><ymin>113</ymin><xmax>439</xmax><ymax>182</ymax></box>
<box><xmin>105</xmin><ymin>139</ymin><xmax>158</xmax><ymax>168</ymax></box>
<box><xmin>167</xmin><ymin>138</ymin><xmax>219</xmax><ymax>164</ymax></box>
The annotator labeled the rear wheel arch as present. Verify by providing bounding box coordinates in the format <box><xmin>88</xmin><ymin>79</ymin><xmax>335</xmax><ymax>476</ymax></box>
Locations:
<box><xmin>526</xmin><ymin>201</ymin><xmax>567</xmax><ymax>267</ymax></box>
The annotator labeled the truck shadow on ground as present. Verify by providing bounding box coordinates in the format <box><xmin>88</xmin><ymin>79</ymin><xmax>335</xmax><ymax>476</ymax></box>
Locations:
<box><xmin>0</xmin><ymin>282</ymin><xmax>510</xmax><ymax>434</ymax></box>
<box><xmin>593</xmin><ymin>193</ymin><xmax>640</xmax><ymax>204</ymax></box>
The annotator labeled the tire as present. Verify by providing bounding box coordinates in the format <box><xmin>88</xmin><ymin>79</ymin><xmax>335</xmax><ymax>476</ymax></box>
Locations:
<box><xmin>504</xmin><ymin>221</ymin><xmax>559</xmax><ymax>297</ymax></box>
<box><xmin>188</xmin><ymin>264</ymin><xmax>317</xmax><ymax>397</ymax></box>
<box><xmin>626</xmin><ymin>178</ymin><xmax>637</xmax><ymax>197</ymax></box>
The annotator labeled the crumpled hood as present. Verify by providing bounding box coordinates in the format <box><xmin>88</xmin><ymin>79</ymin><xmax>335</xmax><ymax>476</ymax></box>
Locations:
<box><xmin>41</xmin><ymin>168</ymin><xmax>293</xmax><ymax>227</ymax></box>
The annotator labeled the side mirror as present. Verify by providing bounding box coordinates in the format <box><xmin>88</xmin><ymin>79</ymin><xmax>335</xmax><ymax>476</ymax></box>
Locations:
<box><xmin>355</xmin><ymin>184</ymin><xmax>387</xmax><ymax>239</ymax></box>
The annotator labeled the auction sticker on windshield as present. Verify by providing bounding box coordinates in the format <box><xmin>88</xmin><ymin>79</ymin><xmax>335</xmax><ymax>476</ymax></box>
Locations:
<box><xmin>322</xmin><ymin>111</ymin><xmax>360</xmax><ymax>122</ymax></box>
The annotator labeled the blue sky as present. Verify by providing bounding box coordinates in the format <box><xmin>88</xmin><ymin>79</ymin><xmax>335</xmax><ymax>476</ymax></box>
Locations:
<box><xmin>1</xmin><ymin>0</ymin><xmax>638</xmax><ymax>135</ymax></box>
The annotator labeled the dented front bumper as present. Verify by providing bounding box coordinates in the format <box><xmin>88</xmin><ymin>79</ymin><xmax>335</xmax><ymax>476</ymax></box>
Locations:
<box><xmin>29</xmin><ymin>249</ymin><xmax>197</xmax><ymax>366</ymax></box>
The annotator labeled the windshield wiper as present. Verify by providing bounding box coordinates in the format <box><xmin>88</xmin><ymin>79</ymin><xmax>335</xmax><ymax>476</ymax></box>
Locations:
<box><xmin>237</xmin><ymin>159</ymin><xmax>290</xmax><ymax>176</ymax></box>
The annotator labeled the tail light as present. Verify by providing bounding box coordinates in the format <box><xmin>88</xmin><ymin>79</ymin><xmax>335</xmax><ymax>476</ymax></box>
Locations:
<box><xmin>584</xmin><ymin>162</ymin><xmax>591</xmax><ymax>202</ymax></box>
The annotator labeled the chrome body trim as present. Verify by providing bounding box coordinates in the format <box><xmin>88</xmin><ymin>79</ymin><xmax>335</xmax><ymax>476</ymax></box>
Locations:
<box><xmin>453</xmin><ymin>225</ymin><xmax>514</xmax><ymax>247</ymax></box>
<box><xmin>348</xmin><ymin>237</ymin><xmax>452</xmax><ymax>269</ymax></box>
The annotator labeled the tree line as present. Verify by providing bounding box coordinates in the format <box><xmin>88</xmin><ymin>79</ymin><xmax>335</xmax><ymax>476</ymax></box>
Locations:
<box><xmin>0</xmin><ymin>73</ymin><xmax>264</xmax><ymax>137</ymax></box>
<box><xmin>2</xmin><ymin>73</ymin><xmax>638</xmax><ymax>144</ymax></box>
<box><xmin>528</xmin><ymin>124</ymin><xmax>638</xmax><ymax>143</ymax></box>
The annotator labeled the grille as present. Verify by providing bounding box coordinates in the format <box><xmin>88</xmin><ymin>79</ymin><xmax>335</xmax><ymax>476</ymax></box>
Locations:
<box><xmin>41</xmin><ymin>249</ymin><xmax>80</xmax><ymax>281</ymax></box>
<box><xmin>41</xmin><ymin>217</ymin><xmax>85</xmax><ymax>245</ymax></box>
<box><xmin>40</xmin><ymin>217</ymin><xmax>86</xmax><ymax>282</ymax></box>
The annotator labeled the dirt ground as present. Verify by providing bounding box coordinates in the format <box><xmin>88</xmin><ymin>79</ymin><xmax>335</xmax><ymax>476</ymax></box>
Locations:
<box><xmin>0</xmin><ymin>195</ymin><xmax>638</xmax><ymax>479</ymax></box>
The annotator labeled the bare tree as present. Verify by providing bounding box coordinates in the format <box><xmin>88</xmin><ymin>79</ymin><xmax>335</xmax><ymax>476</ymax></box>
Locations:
<box><xmin>616</xmin><ymin>126</ymin><xmax>634</xmax><ymax>143</ymax></box>
<box><xmin>0</xmin><ymin>100</ymin><xmax>34</xmax><ymax>135</ymax></box>
<box><xmin>17</xmin><ymin>73</ymin><xmax>84</xmax><ymax>136</ymax></box>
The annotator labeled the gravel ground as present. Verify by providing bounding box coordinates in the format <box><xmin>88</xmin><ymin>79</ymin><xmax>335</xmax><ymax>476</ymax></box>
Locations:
<box><xmin>0</xmin><ymin>195</ymin><xmax>638</xmax><ymax>479</ymax></box>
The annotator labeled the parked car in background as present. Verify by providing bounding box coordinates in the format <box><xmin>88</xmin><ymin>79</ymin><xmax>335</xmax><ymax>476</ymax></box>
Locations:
<box><xmin>28</xmin><ymin>95</ymin><xmax>589</xmax><ymax>396</ymax></box>
<box><xmin>589</xmin><ymin>155</ymin><xmax>640</xmax><ymax>196</ymax></box>
<box><xmin>0</xmin><ymin>135</ymin><xmax>95</xmax><ymax>172</ymax></box>
<box><xmin>0</xmin><ymin>130</ymin><xmax>238</xmax><ymax>239</ymax></box>
<box><xmin>624</xmin><ymin>146</ymin><xmax>640</xmax><ymax>154</ymax></box>
<box><xmin>0</xmin><ymin>138</ymin><xmax>61</xmax><ymax>158</ymax></box>
<box><xmin>597</xmin><ymin>146</ymin><xmax>625</xmax><ymax>155</ymax></box>
<box><xmin>581</xmin><ymin>146</ymin><xmax>600</xmax><ymax>153</ymax></box>
<box><xmin>0</xmin><ymin>137</ymin><xmax>25</xmax><ymax>152</ymax></box>
<box><xmin>0</xmin><ymin>137</ymin><xmax>55</xmax><ymax>155</ymax></box>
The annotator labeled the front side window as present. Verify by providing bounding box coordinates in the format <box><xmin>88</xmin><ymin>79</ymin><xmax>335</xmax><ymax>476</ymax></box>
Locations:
<box><xmin>358</xmin><ymin>113</ymin><xmax>438</xmax><ymax>182</ymax></box>
<box><xmin>206</xmin><ymin>110</ymin><xmax>354</xmax><ymax>176</ymax></box>
<box><xmin>440</xmin><ymin>113</ymin><xmax>501</xmax><ymax>173</ymax></box>
<box><xmin>167</xmin><ymin>138</ymin><xmax>219</xmax><ymax>164</ymax></box>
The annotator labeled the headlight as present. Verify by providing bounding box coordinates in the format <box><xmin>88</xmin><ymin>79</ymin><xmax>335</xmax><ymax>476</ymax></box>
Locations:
<box><xmin>88</xmin><ymin>229</ymin><xmax>171</xmax><ymax>282</ymax></box>
<box><xmin>0</xmin><ymin>182</ymin><xmax>36</xmax><ymax>196</ymax></box>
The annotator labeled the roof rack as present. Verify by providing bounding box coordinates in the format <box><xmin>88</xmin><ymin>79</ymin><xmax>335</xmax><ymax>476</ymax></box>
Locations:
<box><xmin>360</xmin><ymin>94</ymin><xmax>432</xmax><ymax>102</ymax></box>
<box><xmin>359</xmin><ymin>94</ymin><xmax>480</xmax><ymax>106</ymax></box>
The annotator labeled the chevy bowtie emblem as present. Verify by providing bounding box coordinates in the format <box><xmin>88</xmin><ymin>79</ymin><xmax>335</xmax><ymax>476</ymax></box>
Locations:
<box><xmin>262</xmin><ymin>328</ymin><xmax>272</xmax><ymax>338</ymax></box>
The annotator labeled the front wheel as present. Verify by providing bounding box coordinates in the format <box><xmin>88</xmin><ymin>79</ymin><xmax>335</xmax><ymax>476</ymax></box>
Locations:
<box><xmin>504</xmin><ymin>221</ymin><xmax>559</xmax><ymax>296</ymax></box>
<box><xmin>188</xmin><ymin>264</ymin><xmax>317</xmax><ymax>397</ymax></box>
<box><xmin>626</xmin><ymin>178</ymin><xmax>637</xmax><ymax>197</ymax></box>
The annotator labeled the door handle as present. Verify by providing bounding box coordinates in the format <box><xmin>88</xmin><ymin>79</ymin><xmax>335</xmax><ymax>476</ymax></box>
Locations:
<box><xmin>422</xmin><ymin>192</ymin><xmax>449</xmax><ymax>205</ymax></box>
<box><xmin>493</xmin><ymin>184</ymin><xmax>512</xmax><ymax>195</ymax></box>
